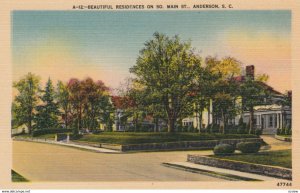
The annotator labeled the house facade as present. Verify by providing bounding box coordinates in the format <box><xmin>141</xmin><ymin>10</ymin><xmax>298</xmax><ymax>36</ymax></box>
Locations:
<box><xmin>182</xmin><ymin>65</ymin><xmax>292</xmax><ymax>135</ymax></box>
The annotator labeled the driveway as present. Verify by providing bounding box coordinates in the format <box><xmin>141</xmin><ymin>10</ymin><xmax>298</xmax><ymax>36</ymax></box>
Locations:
<box><xmin>13</xmin><ymin>141</ymin><xmax>226</xmax><ymax>182</ymax></box>
<box><xmin>260</xmin><ymin>135</ymin><xmax>292</xmax><ymax>151</ymax></box>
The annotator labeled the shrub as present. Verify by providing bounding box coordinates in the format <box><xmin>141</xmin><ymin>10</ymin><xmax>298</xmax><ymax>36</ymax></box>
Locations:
<box><xmin>207</xmin><ymin>124</ymin><xmax>221</xmax><ymax>133</ymax></box>
<box><xmin>213</xmin><ymin>144</ymin><xmax>235</xmax><ymax>155</ymax></box>
<box><xmin>69</xmin><ymin>134</ymin><xmax>83</xmax><ymax>140</ymax></box>
<box><xmin>55</xmin><ymin>133</ymin><xmax>68</xmax><ymax>141</ymax></box>
<box><xmin>277</xmin><ymin>127</ymin><xmax>292</xmax><ymax>136</ymax></box>
<box><xmin>254</xmin><ymin>129</ymin><xmax>262</xmax><ymax>136</ymax></box>
<box><xmin>92</xmin><ymin>130</ymin><xmax>102</xmax><ymax>134</ymax></box>
<box><xmin>236</xmin><ymin>142</ymin><xmax>261</xmax><ymax>153</ymax></box>
<box><xmin>277</xmin><ymin>129</ymin><xmax>282</xmax><ymax>135</ymax></box>
<box><xmin>32</xmin><ymin>128</ymin><xmax>72</xmax><ymax>137</ymax></box>
<box><xmin>237</xmin><ymin>117</ymin><xmax>247</xmax><ymax>134</ymax></box>
<box><xmin>226</xmin><ymin>125</ymin><xmax>238</xmax><ymax>134</ymax></box>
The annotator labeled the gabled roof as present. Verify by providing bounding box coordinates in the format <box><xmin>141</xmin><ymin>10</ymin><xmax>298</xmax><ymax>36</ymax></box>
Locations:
<box><xmin>232</xmin><ymin>75</ymin><xmax>282</xmax><ymax>96</ymax></box>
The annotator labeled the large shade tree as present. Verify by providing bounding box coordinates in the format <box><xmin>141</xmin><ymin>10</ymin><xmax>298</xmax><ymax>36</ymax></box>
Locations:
<box><xmin>130</xmin><ymin>32</ymin><xmax>202</xmax><ymax>132</ymax></box>
<box><xmin>67</xmin><ymin>77</ymin><xmax>112</xmax><ymax>134</ymax></box>
<box><xmin>198</xmin><ymin>56</ymin><xmax>242</xmax><ymax>131</ymax></box>
<box><xmin>240</xmin><ymin>75</ymin><xmax>270</xmax><ymax>134</ymax></box>
<box><xmin>56</xmin><ymin>80</ymin><xmax>71</xmax><ymax>129</ymax></box>
<box><xmin>81</xmin><ymin>77</ymin><xmax>112</xmax><ymax>132</ymax></box>
<box><xmin>67</xmin><ymin>78</ymin><xmax>85</xmax><ymax>135</ymax></box>
<box><xmin>12</xmin><ymin>73</ymin><xmax>40</xmax><ymax>134</ymax></box>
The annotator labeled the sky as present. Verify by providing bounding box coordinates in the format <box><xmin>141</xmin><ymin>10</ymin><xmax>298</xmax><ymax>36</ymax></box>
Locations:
<box><xmin>12</xmin><ymin>10</ymin><xmax>291</xmax><ymax>93</ymax></box>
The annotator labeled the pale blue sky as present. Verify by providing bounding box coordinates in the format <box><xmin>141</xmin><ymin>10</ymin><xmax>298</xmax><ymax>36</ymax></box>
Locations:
<box><xmin>12</xmin><ymin>11</ymin><xmax>291</xmax><ymax>91</ymax></box>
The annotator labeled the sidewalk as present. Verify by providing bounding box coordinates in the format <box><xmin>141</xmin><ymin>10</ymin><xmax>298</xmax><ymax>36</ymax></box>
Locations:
<box><xmin>164</xmin><ymin>161</ymin><xmax>283</xmax><ymax>181</ymax></box>
<box><xmin>13</xmin><ymin>137</ymin><xmax>120</xmax><ymax>153</ymax></box>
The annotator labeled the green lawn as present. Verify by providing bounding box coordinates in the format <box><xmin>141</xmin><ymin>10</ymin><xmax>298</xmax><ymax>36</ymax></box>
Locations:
<box><xmin>16</xmin><ymin>133</ymin><xmax>73</xmax><ymax>140</ymax></box>
<box><xmin>11</xmin><ymin>170</ymin><xmax>29</xmax><ymax>182</ymax></box>
<box><xmin>75</xmin><ymin>132</ymin><xmax>257</xmax><ymax>145</ymax></box>
<box><xmin>278</xmin><ymin>134</ymin><xmax>292</xmax><ymax>138</ymax></box>
<box><xmin>212</xmin><ymin>149</ymin><xmax>291</xmax><ymax>168</ymax></box>
<box><xmin>16</xmin><ymin>133</ymin><xmax>56</xmax><ymax>139</ymax></box>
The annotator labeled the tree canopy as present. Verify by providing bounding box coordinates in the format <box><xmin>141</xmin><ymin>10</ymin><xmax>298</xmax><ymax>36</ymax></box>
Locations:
<box><xmin>130</xmin><ymin>32</ymin><xmax>202</xmax><ymax>132</ymax></box>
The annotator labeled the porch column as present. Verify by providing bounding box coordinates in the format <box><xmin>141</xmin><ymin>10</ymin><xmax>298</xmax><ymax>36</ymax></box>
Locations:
<box><xmin>276</xmin><ymin>113</ymin><xmax>279</xmax><ymax>129</ymax></box>
<box><xmin>278</xmin><ymin>113</ymin><xmax>281</xmax><ymax>129</ymax></box>
<box><xmin>281</xmin><ymin>113</ymin><xmax>284</xmax><ymax>129</ymax></box>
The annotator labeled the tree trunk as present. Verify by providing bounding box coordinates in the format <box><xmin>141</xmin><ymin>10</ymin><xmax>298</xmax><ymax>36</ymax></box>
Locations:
<box><xmin>167</xmin><ymin>117</ymin><xmax>175</xmax><ymax>133</ymax></box>
<box><xmin>28</xmin><ymin>122</ymin><xmax>32</xmax><ymax>135</ymax></box>
<box><xmin>248</xmin><ymin>106</ymin><xmax>254</xmax><ymax>134</ymax></box>
<box><xmin>199</xmin><ymin>111</ymin><xmax>203</xmax><ymax>133</ymax></box>
<box><xmin>134</xmin><ymin>113</ymin><xmax>138</xmax><ymax>132</ymax></box>
<box><xmin>65</xmin><ymin>113</ymin><xmax>68</xmax><ymax>129</ymax></box>
<box><xmin>220</xmin><ymin>110</ymin><xmax>225</xmax><ymax>134</ymax></box>
<box><xmin>28</xmin><ymin>108</ymin><xmax>33</xmax><ymax>134</ymax></box>
<box><xmin>154</xmin><ymin>117</ymin><xmax>159</xmax><ymax>132</ymax></box>
<box><xmin>75</xmin><ymin>106</ymin><xmax>82</xmax><ymax>135</ymax></box>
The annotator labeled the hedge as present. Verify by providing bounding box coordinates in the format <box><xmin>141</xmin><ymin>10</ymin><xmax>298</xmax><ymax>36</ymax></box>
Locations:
<box><xmin>32</xmin><ymin>128</ymin><xmax>73</xmax><ymax>137</ymax></box>
<box><xmin>213</xmin><ymin>144</ymin><xmax>235</xmax><ymax>155</ymax></box>
<box><xmin>236</xmin><ymin>142</ymin><xmax>261</xmax><ymax>153</ymax></box>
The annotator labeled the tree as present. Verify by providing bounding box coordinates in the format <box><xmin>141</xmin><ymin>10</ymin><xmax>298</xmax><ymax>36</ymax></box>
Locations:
<box><xmin>67</xmin><ymin>78</ymin><xmax>85</xmax><ymax>135</ymax></box>
<box><xmin>240</xmin><ymin>75</ymin><xmax>270</xmax><ymax>134</ymax></box>
<box><xmin>141</xmin><ymin>88</ymin><xmax>167</xmax><ymax>132</ymax></box>
<box><xmin>200</xmin><ymin>56</ymin><xmax>242</xmax><ymax>131</ymax></box>
<box><xmin>130</xmin><ymin>32</ymin><xmax>201</xmax><ymax>132</ymax></box>
<box><xmin>67</xmin><ymin>77</ymin><xmax>112</xmax><ymax>134</ymax></box>
<box><xmin>281</xmin><ymin>91</ymin><xmax>292</xmax><ymax>108</ymax></box>
<box><xmin>81</xmin><ymin>78</ymin><xmax>111</xmax><ymax>132</ymax></box>
<box><xmin>56</xmin><ymin>80</ymin><xmax>71</xmax><ymax>129</ymax></box>
<box><xmin>12</xmin><ymin>73</ymin><xmax>40</xmax><ymax>134</ymax></box>
<box><xmin>117</xmin><ymin>78</ymin><xmax>148</xmax><ymax>132</ymax></box>
<box><xmin>35</xmin><ymin>78</ymin><xmax>60</xmax><ymax>130</ymax></box>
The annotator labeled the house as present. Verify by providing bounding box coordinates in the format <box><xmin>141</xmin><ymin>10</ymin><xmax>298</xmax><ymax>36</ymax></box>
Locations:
<box><xmin>182</xmin><ymin>65</ymin><xmax>292</xmax><ymax>135</ymax></box>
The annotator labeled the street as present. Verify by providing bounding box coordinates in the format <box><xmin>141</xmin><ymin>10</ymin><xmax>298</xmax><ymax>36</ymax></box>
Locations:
<box><xmin>13</xmin><ymin>141</ymin><xmax>226</xmax><ymax>182</ymax></box>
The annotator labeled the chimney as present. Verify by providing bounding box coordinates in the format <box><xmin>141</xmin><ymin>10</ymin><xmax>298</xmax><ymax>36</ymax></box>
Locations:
<box><xmin>246</xmin><ymin>65</ymin><xmax>255</xmax><ymax>80</ymax></box>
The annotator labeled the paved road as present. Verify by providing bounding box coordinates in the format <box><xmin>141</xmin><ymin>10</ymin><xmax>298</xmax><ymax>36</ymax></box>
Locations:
<box><xmin>13</xmin><ymin>141</ymin><xmax>226</xmax><ymax>182</ymax></box>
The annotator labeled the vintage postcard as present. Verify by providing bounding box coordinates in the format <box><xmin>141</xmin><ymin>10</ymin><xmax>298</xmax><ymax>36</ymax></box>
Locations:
<box><xmin>0</xmin><ymin>0</ymin><xmax>299</xmax><ymax>190</ymax></box>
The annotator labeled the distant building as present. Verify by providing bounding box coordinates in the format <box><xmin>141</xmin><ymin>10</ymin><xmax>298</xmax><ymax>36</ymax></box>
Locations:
<box><xmin>110</xmin><ymin>96</ymin><xmax>166</xmax><ymax>132</ymax></box>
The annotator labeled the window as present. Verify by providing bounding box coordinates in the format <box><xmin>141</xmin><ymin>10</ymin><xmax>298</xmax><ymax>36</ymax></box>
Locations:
<box><xmin>183</xmin><ymin>121</ymin><xmax>193</xmax><ymax>126</ymax></box>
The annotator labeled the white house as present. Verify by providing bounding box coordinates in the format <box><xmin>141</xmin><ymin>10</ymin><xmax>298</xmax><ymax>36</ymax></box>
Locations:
<box><xmin>182</xmin><ymin>65</ymin><xmax>292</xmax><ymax>135</ymax></box>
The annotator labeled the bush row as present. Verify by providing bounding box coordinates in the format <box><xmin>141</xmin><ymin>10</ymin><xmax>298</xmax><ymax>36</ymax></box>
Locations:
<box><xmin>277</xmin><ymin>127</ymin><xmax>292</xmax><ymax>136</ymax></box>
<box><xmin>32</xmin><ymin>128</ymin><xmax>73</xmax><ymax>137</ymax></box>
<box><xmin>213</xmin><ymin>142</ymin><xmax>261</xmax><ymax>155</ymax></box>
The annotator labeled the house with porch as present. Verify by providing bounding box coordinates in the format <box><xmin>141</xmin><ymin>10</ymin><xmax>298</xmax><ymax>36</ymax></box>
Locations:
<box><xmin>182</xmin><ymin>65</ymin><xmax>292</xmax><ymax>135</ymax></box>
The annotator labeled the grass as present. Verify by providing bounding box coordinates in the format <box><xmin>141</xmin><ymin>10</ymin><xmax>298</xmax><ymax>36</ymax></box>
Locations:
<box><xmin>212</xmin><ymin>149</ymin><xmax>292</xmax><ymax>168</ymax></box>
<box><xmin>16</xmin><ymin>133</ymin><xmax>56</xmax><ymax>139</ymax></box>
<box><xmin>74</xmin><ymin>132</ymin><xmax>258</xmax><ymax>145</ymax></box>
<box><xmin>11</xmin><ymin>170</ymin><xmax>29</xmax><ymax>182</ymax></box>
<box><xmin>16</xmin><ymin>133</ymin><xmax>73</xmax><ymax>140</ymax></box>
<box><xmin>277</xmin><ymin>134</ymin><xmax>292</xmax><ymax>138</ymax></box>
<box><xmin>162</xmin><ymin>163</ymin><xmax>261</xmax><ymax>181</ymax></box>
